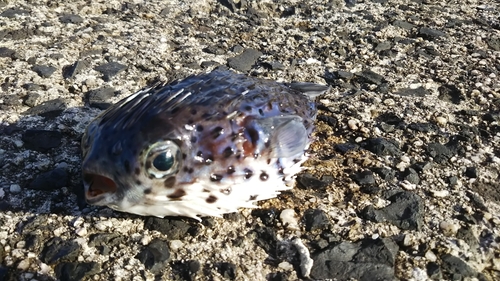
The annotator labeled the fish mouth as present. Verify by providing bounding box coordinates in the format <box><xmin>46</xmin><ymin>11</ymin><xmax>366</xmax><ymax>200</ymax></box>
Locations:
<box><xmin>83</xmin><ymin>173</ymin><xmax>118</xmax><ymax>204</ymax></box>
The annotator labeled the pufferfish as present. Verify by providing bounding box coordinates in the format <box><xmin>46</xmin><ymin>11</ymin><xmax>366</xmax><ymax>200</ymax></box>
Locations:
<box><xmin>81</xmin><ymin>70</ymin><xmax>328</xmax><ymax>220</ymax></box>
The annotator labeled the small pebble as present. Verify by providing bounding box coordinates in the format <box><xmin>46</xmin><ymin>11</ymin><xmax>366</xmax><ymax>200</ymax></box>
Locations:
<box><xmin>439</xmin><ymin>220</ymin><xmax>459</xmax><ymax>236</ymax></box>
<box><xmin>431</xmin><ymin>190</ymin><xmax>449</xmax><ymax>198</ymax></box>
<box><xmin>10</xmin><ymin>184</ymin><xmax>21</xmax><ymax>194</ymax></box>
<box><xmin>280</xmin><ymin>209</ymin><xmax>299</xmax><ymax>230</ymax></box>
<box><xmin>383</xmin><ymin>98</ymin><xmax>395</xmax><ymax>106</ymax></box>
<box><xmin>348</xmin><ymin>119</ymin><xmax>359</xmax><ymax>130</ymax></box>
<box><xmin>75</xmin><ymin>227</ymin><xmax>87</xmax><ymax>237</ymax></box>
<box><xmin>169</xmin><ymin>240</ymin><xmax>184</xmax><ymax>251</ymax></box>
<box><xmin>278</xmin><ymin>261</ymin><xmax>294</xmax><ymax>271</ymax></box>
<box><xmin>425</xmin><ymin>250</ymin><xmax>437</xmax><ymax>262</ymax></box>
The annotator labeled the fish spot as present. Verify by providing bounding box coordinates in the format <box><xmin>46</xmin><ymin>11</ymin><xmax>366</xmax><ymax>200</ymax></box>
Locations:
<box><xmin>293</xmin><ymin>158</ymin><xmax>301</xmax><ymax>164</ymax></box>
<box><xmin>196</xmin><ymin>125</ymin><xmax>204</xmax><ymax>132</ymax></box>
<box><xmin>182</xmin><ymin>153</ymin><xmax>187</xmax><ymax>160</ymax></box>
<box><xmin>227</xmin><ymin>166</ymin><xmax>235</xmax><ymax>174</ymax></box>
<box><xmin>220</xmin><ymin>187</ymin><xmax>231</xmax><ymax>195</ymax></box>
<box><xmin>171</xmin><ymin>107</ymin><xmax>179</xmax><ymax>114</ymax></box>
<box><xmin>134</xmin><ymin>167</ymin><xmax>141</xmax><ymax>175</ymax></box>
<box><xmin>260</xmin><ymin>172</ymin><xmax>269</xmax><ymax>181</ymax></box>
<box><xmin>190</xmin><ymin>136</ymin><xmax>198</xmax><ymax>143</ymax></box>
<box><xmin>136</xmin><ymin>180</ymin><xmax>142</xmax><ymax>185</ymax></box>
<box><xmin>190</xmin><ymin>108</ymin><xmax>197</xmax><ymax>115</ymax></box>
<box><xmin>167</xmin><ymin>188</ymin><xmax>186</xmax><ymax>200</ymax></box>
<box><xmin>223</xmin><ymin>146</ymin><xmax>233</xmax><ymax>158</ymax></box>
<box><xmin>210</xmin><ymin>173</ymin><xmax>223</xmax><ymax>182</ymax></box>
<box><xmin>249</xmin><ymin>195</ymin><xmax>258</xmax><ymax>200</ymax></box>
<box><xmin>206</xmin><ymin>195</ymin><xmax>218</xmax><ymax>203</ymax></box>
<box><xmin>244</xmin><ymin>168</ymin><xmax>253</xmax><ymax>179</ymax></box>
<box><xmin>258</xmin><ymin>108</ymin><xmax>264</xmax><ymax>116</ymax></box>
<box><xmin>211</xmin><ymin>126</ymin><xmax>224</xmax><ymax>139</ymax></box>
<box><xmin>144</xmin><ymin>188</ymin><xmax>152</xmax><ymax>194</ymax></box>
<box><xmin>183</xmin><ymin>166</ymin><xmax>194</xmax><ymax>173</ymax></box>
<box><xmin>164</xmin><ymin>176</ymin><xmax>176</xmax><ymax>188</ymax></box>
<box><xmin>124</xmin><ymin>160</ymin><xmax>131</xmax><ymax>173</ymax></box>
<box><xmin>205</xmin><ymin>154</ymin><xmax>214</xmax><ymax>165</ymax></box>
<box><xmin>244</xmin><ymin>105</ymin><xmax>252</xmax><ymax>111</ymax></box>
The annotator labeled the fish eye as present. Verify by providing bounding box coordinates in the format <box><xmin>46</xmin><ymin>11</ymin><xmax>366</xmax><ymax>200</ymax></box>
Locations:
<box><xmin>153</xmin><ymin>151</ymin><xmax>174</xmax><ymax>171</ymax></box>
<box><xmin>145</xmin><ymin>141</ymin><xmax>181</xmax><ymax>178</ymax></box>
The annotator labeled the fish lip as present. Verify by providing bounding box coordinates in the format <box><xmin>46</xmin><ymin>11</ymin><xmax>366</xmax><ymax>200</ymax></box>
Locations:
<box><xmin>82</xmin><ymin>172</ymin><xmax>118</xmax><ymax>205</ymax></box>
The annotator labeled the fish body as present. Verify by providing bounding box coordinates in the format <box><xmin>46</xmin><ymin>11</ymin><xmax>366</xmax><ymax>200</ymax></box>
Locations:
<box><xmin>81</xmin><ymin>70</ymin><xmax>327</xmax><ymax>219</ymax></box>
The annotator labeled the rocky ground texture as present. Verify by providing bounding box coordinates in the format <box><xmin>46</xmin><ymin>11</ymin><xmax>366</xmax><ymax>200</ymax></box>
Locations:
<box><xmin>0</xmin><ymin>0</ymin><xmax>499</xmax><ymax>280</ymax></box>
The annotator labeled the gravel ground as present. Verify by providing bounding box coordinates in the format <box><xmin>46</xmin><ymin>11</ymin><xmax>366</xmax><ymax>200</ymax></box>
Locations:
<box><xmin>0</xmin><ymin>0</ymin><xmax>499</xmax><ymax>280</ymax></box>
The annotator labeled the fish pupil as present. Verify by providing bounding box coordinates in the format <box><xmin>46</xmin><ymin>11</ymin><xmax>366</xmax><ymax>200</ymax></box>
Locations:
<box><xmin>153</xmin><ymin>151</ymin><xmax>174</xmax><ymax>171</ymax></box>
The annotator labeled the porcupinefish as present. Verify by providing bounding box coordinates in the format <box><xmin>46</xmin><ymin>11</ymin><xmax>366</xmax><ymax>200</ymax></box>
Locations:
<box><xmin>81</xmin><ymin>70</ymin><xmax>328</xmax><ymax>220</ymax></box>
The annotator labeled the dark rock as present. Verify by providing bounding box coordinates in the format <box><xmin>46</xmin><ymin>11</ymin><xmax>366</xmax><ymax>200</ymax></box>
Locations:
<box><xmin>448</xmin><ymin>176</ymin><xmax>458</xmax><ymax>186</ymax></box>
<box><xmin>216</xmin><ymin>262</ymin><xmax>237</xmax><ymax>280</ymax></box>
<box><xmin>143</xmin><ymin>217</ymin><xmax>191</xmax><ymax>239</ymax></box>
<box><xmin>0</xmin><ymin>244</ymin><xmax>4</xmax><ymax>263</ymax></box>
<box><xmin>266</xmin><ymin>272</ymin><xmax>289</xmax><ymax>281</ymax></box>
<box><xmin>379</xmin><ymin>122</ymin><xmax>395</xmax><ymax>132</ymax></box>
<box><xmin>41</xmin><ymin>237</ymin><xmax>81</xmax><ymax>265</ymax></box>
<box><xmin>3</xmin><ymin>95</ymin><xmax>21</xmax><ymax>106</ymax></box>
<box><xmin>135</xmin><ymin>239</ymin><xmax>170</xmax><ymax>275</ymax></box>
<box><xmin>87</xmin><ymin>87</ymin><xmax>115</xmax><ymax>109</ymax></box>
<box><xmin>317</xmin><ymin>115</ymin><xmax>338</xmax><ymax>127</ymax></box>
<box><xmin>419</xmin><ymin>27</ymin><xmax>446</xmax><ymax>39</ymax></box>
<box><xmin>310</xmin><ymin>238</ymin><xmax>398</xmax><ymax>280</ymax></box>
<box><xmin>262</xmin><ymin>61</ymin><xmax>285</xmax><ymax>70</ymax></box>
<box><xmin>59</xmin><ymin>14</ymin><xmax>84</xmax><ymax>24</ymax></box>
<box><xmin>393</xmin><ymin>20</ymin><xmax>414</xmax><ymax>29</ymax></box>
<box><xmin>63</xmin><ymin>60</ymin><xmax>89</xmax><ymax>79</ymax></box>
<box><xmin>375</xmin><ymin>41</ymin><xmax>392</xmax><ymax>52</ymax></box>
<box><xmin>22</xmin><ymin>130</ymin><xmax>62</xmax><ymax>152</ymax></box>
<box><xmin>55</xmin><ymin>262</ymin><xmax>100</xmax><ymax>281</ymax></box>
<box><xmin>251</xmin><ymin>208</ymin><xmax>278</xmax><ymax>226</ymax></box>
<box><xmin>302</xmin><ymin>209</ymin><xmax>330</xmax><ymax>231</ymax></box>
<box><xmin>403</xmin><ymin>168</ymin><xmax>420</xmax><ymax>184</ymax></box>
<box><xmin>456</xmin><ymin>226</ymin><xmax>479</xmax><ymax>250</ymax></box>
<box><xmin>465</xmin><ymin>166</ymin><xmax>477</xmax><ymax>178</ymax></box>
<box><xmin>408</xmin><ymin>122</ymin><xmax>438</xmax><ymax>133</ymax></box>
<box><xmin>360</xmin><ymin>185</ymin><xmax>381</xmax><ymax>195</ymax></box>
<box><xmin>438</xmin><ymin>85</ymin><xmax>463</xmax><ymax>104</ymax></box>
<box><xmin>356</xmin><ymin>69</ymin><xmax>384</xmax><ymax>85</ymax></box>
<box><xmin>337</xmin><ymin>70</ymin><xmax>354</xmax><ymax>79</ymax></box>
<box><xmin>483</xmin><ymin>112</ymin><xmax>500</xmax><ymax>122</ymax></box>
<box><xmin>361</xmin><ymin>191</ymin><xmax>424</xmax><ymax>230</ymax></box>
<box><xmin>411</xmin><ymin>161</ymin><xmax>432</xmax><ymax>173</ymax></box>
<box><xmin>362</xmin><ymin>138</ymin><xmax>401</xmax><ymax>157</ymax></box>
<box><xmin>231</xmin><ymin>44</ymin><xmax>244</xmax><ymax>53</ymax></box>
<box><xmin>296</xmin><ymin>173</ymin><xmax>329</xmax><ymax>190</ymax></box>
<box><xmin>334</xmin><ymin>143</ymin><xmax>359</xmax><ymax>154</ymax></box>
<box><xmin>426</xmin><ymin>143</ymin><xmax>453</xmax><ymax>164</ymax></box>
<box><xmin>27</xmin><ymin>168</ymin><xmax>69</xmax><ymax>191</ymax></box>
<box><xmin>23</xmin><ymin>83</ymin><xmax>42</xmax><ymax>91</ymax></box>
<box><xmin>486</xmin><ymin>37</ymin><xmax>500</xmax><ymax>51</ymax></box>
<box><xmin>440</xmin><ymin>254</ymin><xmax>478</xmax><ymax>279</ymax></box>
<box><xmin>200</xmin><ymin>60</ymin><xmax>220</xmax><ymax>68</ymax></box>
<box><xmin>95</xmin><ymin>62</ymin><xmax>127</xmax><ymax>81</ymax></box>
<box><xmin>426</xmin><ymin>262</ymin><xmax>442</xmax><ymax>280</ymax></box>
<box><xmin>465</xmin><ymin>191</ymin><xmax>488</xmax><ymax>211</ymax></box>
<box><xmin>352</xmin><ymin>170</ymin><xmax>376</xmax><ymax>185</ymax></box>
<box><xmin>376</xmin><ymin>112</ymin><xmax>404</xmax><ymax>126</ymax></box>
<box><xmin>170</xmin><ymin>260</ymin><xmax>200</xmax><ymax>280</ymax></box>
<box><xmin>0</xmin><ymin>47</ymin><xmax>15</xmax><ymax>58</ymax></box>
<box><xmin>23</xmin><ymin>92</ymin><xmax>41</xmax><ymax>107</ymax></box>
<box><xmin>32</xmin><ymin>65</ymin><xmax>56</xmax><ymax>78</ymax></box>
<box><xmin>253</xmin><ymin>226</ymin><xmax>278</xmax><ymax>257</ymax></box>
<box><xmin>0</xmin><ymin>8</ymin><xmax>29</xmax><ymax>18</ymax></box>
<box><xmin>394</xmin><ymin>86</ymin><xmax>429</xmax><ymax>97</ymax></box>
<box><xmin>88</xmin><ymin>233</ymin><xmax>125</xmax><ymax>254</ymax></box>
<box><xmin>25</xmin><ymin>98</ymin><xmax>67</xmax><ymax>118</ymax></box>
<box><xmin>202</xmin><ymin>45</ymin><xmax>225</xmax><ymax>55</ymax></box>
<box><xmin>227</xmin><ymin>48</ymin><xmax>262</xmax><ymax>72</ymax></box>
